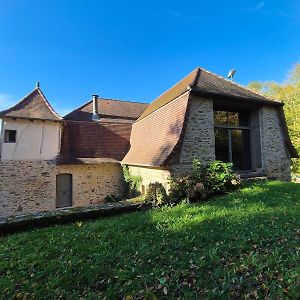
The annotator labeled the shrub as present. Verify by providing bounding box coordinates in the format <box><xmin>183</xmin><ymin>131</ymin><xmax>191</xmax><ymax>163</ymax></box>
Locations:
<box><xmin>122</xmin><ymin>165</ymin><xmax>142</xmax><ymax>198</ymax></box>
<box><xmin>144</xmin><ymin>182</ymin><xmax>168</xmax><ymax>207</ymax></box>
<box><xmin>168</xmin><ymin>160</ymin><xmax>240</xmax><ymax>203</ymax></box>
<box><xmin>195</xmin><ymin>160</ymin><xmax>240</xmax><ymax>195</ymax></box>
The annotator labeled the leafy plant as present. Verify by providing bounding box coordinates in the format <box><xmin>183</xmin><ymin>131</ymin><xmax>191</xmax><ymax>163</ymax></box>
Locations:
<box><xmin>196</xmin><ymin>160</ymin><xmax>240</xmax><ymax>194</ymax></box>
<box><xmin>122</xmin><ymin>165</ymin><xmax>142</xmax><ymax>198</ymax></box>
<box><xmin>144</xmin><ymin>182</ymin><xmax>168</xmax><ymax>207</ymax></box>
<box><xmin>169</xmin><ymin>159</ymin><xmax>240</xmax><ymax>203</ymax></box>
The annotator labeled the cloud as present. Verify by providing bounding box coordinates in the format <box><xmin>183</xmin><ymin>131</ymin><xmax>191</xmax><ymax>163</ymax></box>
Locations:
<box><xmin>243</xmin><ymin>1</ymin><xmax>265</xmax><ymax>13</ymax></box>
<box><xmin>242</xmin><ymin>1</ymin><xmax>294</xmax><ymax>19</ymax></box>
<box><xmin>0</xmin><ymin>93</ymin><xmax>16</xmax><ymax>111</ymax></box>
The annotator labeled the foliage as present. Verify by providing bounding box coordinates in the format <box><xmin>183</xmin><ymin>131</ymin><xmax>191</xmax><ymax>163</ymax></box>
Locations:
<box><xmin>144</xmin><ymin>182</ymin><xmax>168</xmax><ymax>207</ymax></box>
<box><xmin>122</xmin><ymin>165</ymin><xmax>142</xmax><ymax>198</ymax></box>
<box><xmin>248</xmin><ymin>63</ymin><xmax>300</xmax><ymax>173</ymax></box>
<box><xmin>104</xmin><ymin>194</ymin><xmax>122</xmax><ymax>203</ymax></box>
<box><xmin>194</xmin><ymin>159</ymin><xmax>240</xmax><ymax>194</ymax></box>
<box><xmin>0</xmin><ymin>181</ymin><xmax>299</xmax><ymax>299</ymax></box>
<box><xmin>168</xmin><ymin>176</ymin><xmax>193</xmax><ymax>203</ymax></box>
<box><xmin>169</xmin><ymin>160</ymin><xmax>240</xmax><ymax>203</ymax></box>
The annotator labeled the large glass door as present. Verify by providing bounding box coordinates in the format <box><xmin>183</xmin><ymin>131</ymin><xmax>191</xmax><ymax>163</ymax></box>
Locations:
<box><xmin>214</xmin><ymin>110</ymin><xmax>252</xmax><ymax>171</ymax></box>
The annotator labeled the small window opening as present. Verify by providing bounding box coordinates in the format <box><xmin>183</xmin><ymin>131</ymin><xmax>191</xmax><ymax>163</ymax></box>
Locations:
<box><xmin>4</xmin><ymin>130</ymin><xmax>16</xmax><ymax>143</ymax></box>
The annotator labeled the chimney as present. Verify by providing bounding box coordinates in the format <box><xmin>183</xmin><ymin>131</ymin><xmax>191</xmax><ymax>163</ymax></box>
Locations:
<box><xmin>92</xmin><ymin>94</ymin><xmax>100</xmax><ymax>121</ymax></box>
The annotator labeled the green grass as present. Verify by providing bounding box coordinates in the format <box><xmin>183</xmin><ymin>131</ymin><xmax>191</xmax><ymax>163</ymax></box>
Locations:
<box><xmin>0</xmin><ymin>181</ymin><xmax>299</xmax><ymax>299</ymax></box>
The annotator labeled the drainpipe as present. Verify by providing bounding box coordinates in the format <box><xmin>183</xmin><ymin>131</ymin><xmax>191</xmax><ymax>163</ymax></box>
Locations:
<box><xmin>92</xmin><ymin>94</ymin><xmax>100</xmax><ymax>121</ymax></box>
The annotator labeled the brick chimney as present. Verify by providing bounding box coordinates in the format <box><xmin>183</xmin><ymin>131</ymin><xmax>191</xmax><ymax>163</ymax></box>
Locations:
<box><xmin>92</xmin><ymin>94</ymin><xmax>100</xmax><ymax>121</ymax></box>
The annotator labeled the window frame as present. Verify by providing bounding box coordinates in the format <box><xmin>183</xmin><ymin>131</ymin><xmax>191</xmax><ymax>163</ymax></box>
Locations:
<box><xmin>4</xmin><ymin>130</ymin><xmax>17</xmax><ymax>143</ymax></box>
<box><xmin>214</xmin><ymin>109</ymin><xmax>252</xmax><ymax>171</ymax></box>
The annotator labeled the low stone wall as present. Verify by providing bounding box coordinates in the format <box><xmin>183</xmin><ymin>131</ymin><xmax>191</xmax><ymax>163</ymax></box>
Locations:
<box><xmin>0</xmin><ymin>160</ymin><xmax>125</xmax><ymax>217</ymax></box>
<box><xmin>260</xmin><ymin>107</ymin><xmax>291</xmax><ymax>181</ymax></box>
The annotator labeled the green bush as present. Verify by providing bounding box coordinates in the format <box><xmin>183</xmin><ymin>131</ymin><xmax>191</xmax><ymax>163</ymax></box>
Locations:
<box><xmin>122</xmin><ymin>165</ymin><xmax>142</xmax><ymax>198</ymax></box>
<box><xmin>144</xmin><ymin>182</ymin><xmax>168</xmax><ymax>207</ymax></box>
<box><xmin>194</xmin><ymin>160</ymin><xmax>240</xmax><ymax>195</ymax></box>
<box><xmin>169</xmin><ymin>160</ymin><xmax>240</xmax><ymax>203</ymax></box>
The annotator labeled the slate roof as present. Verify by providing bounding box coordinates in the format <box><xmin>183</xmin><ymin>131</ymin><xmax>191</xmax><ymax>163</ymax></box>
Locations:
<box><xmin>64</xmin><ymin>98</ymin><xmax>148</xmax><ymax>122</ymax></box>
<box><xmin>0</xmin><ymin>87</ymin><xmax>61</xmax><ymax>121</ymax></box>
<box><xmin>137</xmin><ymin>67</ymin><xmax>282</xmax><ymax>121</ymax></box>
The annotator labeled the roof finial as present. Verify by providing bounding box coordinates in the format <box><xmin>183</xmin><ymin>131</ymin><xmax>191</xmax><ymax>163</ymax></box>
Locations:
<box><xmin>36</xmin><ymin>81</ymin><xmax>40</xmax><ymax>88</ymax></box>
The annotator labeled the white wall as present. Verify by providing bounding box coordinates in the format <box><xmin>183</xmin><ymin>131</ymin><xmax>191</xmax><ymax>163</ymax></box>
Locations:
<box><xmin>0</xmin><ymin>119</ymin><xmax>61</xmax><ymax>161</ymax></box>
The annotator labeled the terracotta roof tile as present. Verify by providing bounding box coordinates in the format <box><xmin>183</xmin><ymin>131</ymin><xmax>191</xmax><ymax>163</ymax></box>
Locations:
<box><xmin>193</xmin><ymin>68</ymin><xmax>282</xmax><ymax>104</ymax></box>
<box><xmin>136</xmin><ymin>69</ymin><xmax>198</xmax><ymax>121</ymax></box>
<box><xmin>122</xmin><ymin>92</ymin><xmax>190</xmax><ymax>166</ymax></box>
<box><xmin>137</xmin><ymin>67</ymin><xmax>282</xmax><ymax>122</ymax></box>
<box><xmin>60</xmin><ymin>121</ymin><xmax>132</xmax><ymax>161</ymax></box>
<box><xmin>64</xmin><ymin>98</ymin><xmax>148</xmax><ymax>122</ymax></box>
<box><xmin>0</xmin><ymin>88</ymin><xmax>61</xmax><ymax>121</ymax></box>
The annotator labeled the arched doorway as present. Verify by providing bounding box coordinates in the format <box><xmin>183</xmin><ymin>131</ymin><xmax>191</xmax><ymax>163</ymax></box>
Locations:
<box><xmin>56</xmin><ymin>174</ymin><xmax>73</xmax><ymax>208</ymax></box>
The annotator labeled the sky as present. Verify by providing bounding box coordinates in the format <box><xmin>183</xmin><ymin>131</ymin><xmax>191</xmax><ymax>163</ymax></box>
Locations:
<box><xmin>0</xmin><ymin>0</ymin><xmax>299</xmax><ymax>116</ymax></box>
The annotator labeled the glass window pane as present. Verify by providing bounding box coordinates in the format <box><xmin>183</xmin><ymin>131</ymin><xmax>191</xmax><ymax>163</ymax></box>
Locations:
<box><xmin>227</xmin><ymin>112</ymin><xmax>239</xmax><ymax>126</ymax></box>
<box><xmin>214</xmin><ymin>111</ymin><xmax>227</xmax><ymax>126</ymax></box>
<box><xmin>231</xmin><ymin>129</ymin><xmax>251</xmax><ymax>170</ymax></box>
<box><xmin>214</xmin><ymin>128</ymin><xmax>229</xmax><ymax>162</ymax></box>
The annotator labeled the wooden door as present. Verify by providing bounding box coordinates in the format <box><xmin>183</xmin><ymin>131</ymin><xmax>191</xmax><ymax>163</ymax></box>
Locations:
<box><xmin>56</xmin><ymin>174</ymin><xmax>72</xmax><ymax>208</ymax></box>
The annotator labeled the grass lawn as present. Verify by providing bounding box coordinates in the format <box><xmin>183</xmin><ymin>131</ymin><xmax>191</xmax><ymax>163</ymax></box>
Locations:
<box><xmin>0</xmin><ymin>181</ymin><xmax>299</xmax><ymax>299</ymax></box>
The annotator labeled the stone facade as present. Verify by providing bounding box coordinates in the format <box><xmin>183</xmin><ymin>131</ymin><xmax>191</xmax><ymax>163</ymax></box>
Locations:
<box><xmin>170</xmin><ymin>96</ymin><xmax>215</xmax><ymax>176</ymax></box>
<box><xmin>0</xmin><ymin>160</ymin><xmax>125</xmax><ymax>217</ymax></box>
<box><xmin>127</xmin><ymin>97</ymin><xmax>292</xmax><ymax>189</ymax></box>
<box><xmin>259</xmin><ymin>106</ymin><xmax>291</xmax><ymax>181</ymax></box>
<box><xmin>57</xmin><ymin>163</ymin><xmax>125</xmax><ymax>207</ymax></box>
<box><xmin>0</xmin><ymin>160</ymin><xmax>57</xmax><ymax>216</ymax></box>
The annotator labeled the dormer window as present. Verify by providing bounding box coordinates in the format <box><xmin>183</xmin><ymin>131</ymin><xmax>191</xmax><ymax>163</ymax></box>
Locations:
<box><xmin>4</xmin><ymin>130</ymin><xmax>16</xmax><ymax>143</ymax></box>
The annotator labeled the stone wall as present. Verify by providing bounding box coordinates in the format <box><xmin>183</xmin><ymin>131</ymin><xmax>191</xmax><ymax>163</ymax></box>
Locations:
<box><xmin>57</xmin><ymin>163</ymin><xmax>124</xmax><ymax>207</ymax></box>
<box><xmin>0</xmin><ymin>161</ymin><xmax>125</xmax><ymax>217</ymax></box>
<box><xmin>170</xmin><ymin>96</ymin><xmax>215</xmax><ymax>176</ymax></box>
<box><xmin>127</xmin><ymin>165</ymin><xmax>171</xmax><ymax>193</ymax></box>
<box><xmin>0</xmin><ymin>160</ymin><xmax>57</xmax><ymax>216</ymax></box>
<box><xmin>259</xmin><ymin>106</ymin><xmax>291</xmax><ymax>181</ymax></box>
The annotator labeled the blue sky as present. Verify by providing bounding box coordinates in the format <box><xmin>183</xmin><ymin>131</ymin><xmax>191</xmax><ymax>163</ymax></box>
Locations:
<box><xmin>0</xmin><ymin>0</ymin><xmax>299</xmax><ymax>116</ymax></box>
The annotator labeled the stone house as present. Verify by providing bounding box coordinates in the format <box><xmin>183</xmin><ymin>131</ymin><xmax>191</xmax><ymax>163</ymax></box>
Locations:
<box><xmin>0</xmin><ymin>68</ymin><xmax>297</xmax><ymax>216</ymax></box>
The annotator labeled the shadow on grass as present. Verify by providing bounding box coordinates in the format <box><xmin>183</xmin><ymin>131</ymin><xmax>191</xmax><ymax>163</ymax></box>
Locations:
<box><xmin>0</xmin><ymin>181</ymin><xmax>299</xmax><ymax>299</ymax></box>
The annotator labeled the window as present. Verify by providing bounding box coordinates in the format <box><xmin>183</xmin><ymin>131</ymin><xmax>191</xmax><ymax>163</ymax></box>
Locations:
<box><xmin>214</xmin><ymin>110</ymin><xmax>251</xmax><ymax>171</ymax></box>
<box><xmin>4</xmin><ymin>130</ymin><xmax>17</xmax><ymax>143</ymax></box>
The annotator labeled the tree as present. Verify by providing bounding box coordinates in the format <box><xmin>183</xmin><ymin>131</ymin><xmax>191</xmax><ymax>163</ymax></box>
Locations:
<box><xmin>248</xmin><ymin>63</ymin><xmax>300</xmax><ymax>174</ymax></box>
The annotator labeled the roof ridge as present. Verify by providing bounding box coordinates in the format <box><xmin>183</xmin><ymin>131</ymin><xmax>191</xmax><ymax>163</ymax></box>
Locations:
<box><xmin>0</xmin><ymin>87</ymin><xmax>62</xmax><ymax>121</ymax></box>
<box><xmin>63</xmin><ymin>97</ymin><xmax>148</xmax><ymax>118</ymax></box>
<box><xmin>198</xmin><ymin>67</ymin><xmax>282</xmax><ymax>103</ymax></box>
<box><xmin>191</xmin><ymin>67</ymin><xmax>201</xmax><ymax>88</ymax></box>
<box><xmin>135</xmin><ymin>68</ymin><xmax>199</xmax><ymax>122</ymax></box>
<box><xmin>100</xmin><ymin>97</ymin><xmax>148</xmax><ymax>105</ymax></box>
<box><xmin>0</xmin><ymin>87</ymin><xmax>38</xmax><ymax>114</ymax></box>
<box><xmin>36</xmin><ymin>88</ymin><xmax>62</xmax><ymax>119</ymax></box>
